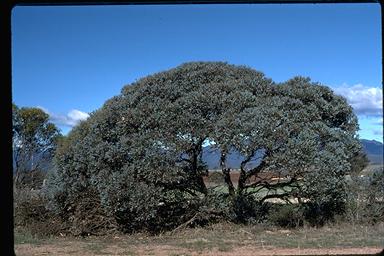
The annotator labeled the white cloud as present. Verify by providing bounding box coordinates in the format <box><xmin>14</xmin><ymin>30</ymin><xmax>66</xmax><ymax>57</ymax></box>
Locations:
<box><xmin>67</xmin><ymin>110</ymin><xmax>90</xmax><ymax>123</ymax></box>
<box><xmin>38</xmin><ymin>107</ymin><xmax>90</xmax><ymax>128</ymax></box>
<box><xmin>373</xmin><ymin>117</ymin><xmax>383</xmax><ymax>125</ymax></box>
<box><xmin>333</xmin><ymin>84</ymin><xmax>382</xmax><ymax>117</ymax></box>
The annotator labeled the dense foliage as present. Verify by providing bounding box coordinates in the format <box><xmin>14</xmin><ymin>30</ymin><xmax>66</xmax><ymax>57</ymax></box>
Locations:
<box><xmin>345</xmin><ymin>166</ymin><xmax>384</xmax><ymax>224</ymax></box>
<box><xmin>45</xmin><ymin>62</ymin><xmax>364</xmax><ymax>233</ymax></box>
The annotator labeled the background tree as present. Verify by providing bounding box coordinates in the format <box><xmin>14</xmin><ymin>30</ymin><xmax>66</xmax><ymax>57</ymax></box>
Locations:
<box><xmin>13</xmin><ymin>104</ymin><xmax>61</xmax><ymax>189</ymax></box>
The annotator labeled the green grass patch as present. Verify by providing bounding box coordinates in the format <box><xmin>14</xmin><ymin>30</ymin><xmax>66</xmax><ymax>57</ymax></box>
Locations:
<box><xmin>84</xmin><ymin>242</ymin><xmax>108</xmax><ymax>254</ymax></box>
<box><xmin>14</xmin><ymin>229</ymin><xmax>43</xmax><ymax>245</ymax></box>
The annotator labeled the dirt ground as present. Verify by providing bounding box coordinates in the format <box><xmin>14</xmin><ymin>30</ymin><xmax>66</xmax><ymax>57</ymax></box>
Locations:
<box><xmin>15</xmin><ymin>222</ymin><xmax>384</xmax><ymax>256</ymax></box>
<box><xmin>15</xmin><ymin>242</ymin><xmax>383</xmax><ymax>256</ymax></box>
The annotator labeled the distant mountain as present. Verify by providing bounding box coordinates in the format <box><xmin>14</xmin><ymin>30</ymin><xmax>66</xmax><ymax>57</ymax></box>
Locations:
<box><xmin>360</xmin><ymin>139</ymin><xmax>383</xmax><ymax>164</ymax></box>
<box><xmin>202</xmin><ymin>139</ymin><xmax>383</xmax><ymax>170</ymax></box>
<box><xmin>202</xmin><ymin>146</ymin><xmax>263</xmax><ymax>170</ymax></box>
<box><xmin>13</xmin><ymin>139</ymin><xmax>382</xmax><ymax>173</ymax></box>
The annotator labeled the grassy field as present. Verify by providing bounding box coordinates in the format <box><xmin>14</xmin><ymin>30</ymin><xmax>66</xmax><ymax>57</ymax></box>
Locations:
<box><xmin>15</xmin><ymin>222</ymin><xmax>384</xmax><ymax>256</ymax></box>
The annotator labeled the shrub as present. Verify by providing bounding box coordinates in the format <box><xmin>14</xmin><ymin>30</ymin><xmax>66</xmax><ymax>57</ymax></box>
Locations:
<box><xmin>191</xmin><ymin>190</ymin><xmax>233</xmax><ymax>226</ymax></box>
<box><xmin>267</xmin><ymin>204</ymin><xmax>303</xmax><ymax>228</ymax></box>
<box><xmin>231</xmin><ymin>195</ymin><xmax>271</xmax><ymax>224</ymax></box>
<box><xmin>302</xmin><ymin>201</ymin><xmax>345</xmax><ymax>227</ymax></box>
<box><xmin>345</xmin><ymin>166</ymin><xmax>384</xmax><ymax>224</ymax></box>
<box><xmin>14</xmin><ymin>187</ymin><xmax>67</xmax><ymax>237</ymax></box>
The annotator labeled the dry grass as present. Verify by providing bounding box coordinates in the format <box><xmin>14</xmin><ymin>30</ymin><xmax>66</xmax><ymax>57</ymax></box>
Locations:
<box><xmin>15</xmin><ymin>222</ymin><xmax>384</xmax><ymax>255</ymax></box>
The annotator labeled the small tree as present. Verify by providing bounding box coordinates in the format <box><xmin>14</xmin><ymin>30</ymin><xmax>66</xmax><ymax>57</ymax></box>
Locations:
<box><xmin>13</xmin><ymin>104</ymin><xmax>61</xmax><ymax>189</ymax></box>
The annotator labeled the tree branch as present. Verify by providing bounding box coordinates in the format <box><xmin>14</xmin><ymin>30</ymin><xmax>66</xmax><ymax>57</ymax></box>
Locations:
<box><xmin>176</xmin><ymin>157</ymin><xmax>192</xmax><ymax>164</ymax></box>
<box><xmin>245</xmin><ymin>176</ymin><xmax>298</xmax><ymax>191</ymax></box>
<box><xmin>259</xmin><ymin>192</ymin><xmax>291</xmax><ymax>204</ymax></box>
<box><xmin>220</xmin><ymin>151</ymin><xmax>235</xmax><ymax>197</ymax></box>
<box><xmin>240</xmin><ymin>149</ymin><xmax>256</xmax><ymax>171</ymax></box>
<box><xmin>245</xmin><ymin>159</ymin><xmax>267</xmax><ymax>180</ymax></box>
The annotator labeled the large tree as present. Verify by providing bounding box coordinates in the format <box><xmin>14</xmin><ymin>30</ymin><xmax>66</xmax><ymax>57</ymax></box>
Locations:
<box><xmin>13</xmin><ymin>104</ymin><xmax>61</xmax><ymax>188</ymax></box>
<box><xmin>47</xmin><ymin>62</ymin><xmax>362</xmax><ymax>232</ymax></box>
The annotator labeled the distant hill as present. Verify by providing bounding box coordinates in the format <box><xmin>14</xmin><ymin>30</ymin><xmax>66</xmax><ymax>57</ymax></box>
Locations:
<box><xmin>13</xmin><ymin>139</ymin><xmax>383</xmax><ymax>173</ymax></box>
<box><xmin>202</xmin><ymin>139</ymin><xmax>383</xmax><ymax>170</ymax></box>
<box><xmin>202</xmin><ymin>146</ymin><xmax>263</xmax><ymax>170</ymax></box>
<box><xmin>360</xmin><ymin>139</ymin><xmax>383</xmax><ymax>164</ymax></box>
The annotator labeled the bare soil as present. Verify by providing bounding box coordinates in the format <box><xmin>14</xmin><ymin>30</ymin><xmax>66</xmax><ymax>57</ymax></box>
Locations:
<box><xmin>15</xmin><ymin>222</ymin><xmax>384</xmax><ymax>256</ymax></box>
<box><xmin>15</xmin><ymin>243</ymin><xmax>383</xmax><ymax>256</ymax></box>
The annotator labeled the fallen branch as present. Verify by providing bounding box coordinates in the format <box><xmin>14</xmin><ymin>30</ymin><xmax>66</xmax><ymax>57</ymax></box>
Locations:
<box><xmin>171</xmin><ymin>213</ymin><xmax>199</xmax><ymax>233</ymax></box>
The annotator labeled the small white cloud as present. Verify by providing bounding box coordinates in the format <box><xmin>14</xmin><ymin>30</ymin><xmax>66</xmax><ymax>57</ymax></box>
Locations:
<box><xmin>67</xmin><ymin>109</ymin><xmax>90</xmax><ymax>122</ymax></box>
<box><xmin>38</xmin><ymin>107</ymin><xmax>90</xmax><ymax>128</ymax></box>
<box><xmin>373</xmin><ymin>117</ymin><xmax>383</xmax><ymax>125</ymax></box>
<box><xmin>334</xmin><ymin>84</ymin><xmax>382</xmax><ymax>117</ymax></box>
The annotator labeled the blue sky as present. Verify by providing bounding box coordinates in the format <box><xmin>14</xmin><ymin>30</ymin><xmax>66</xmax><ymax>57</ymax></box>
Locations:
<box><xmin>11</xmin><ymin>4</ymin><xmax>382</xmax><ymax>141</ymax></box>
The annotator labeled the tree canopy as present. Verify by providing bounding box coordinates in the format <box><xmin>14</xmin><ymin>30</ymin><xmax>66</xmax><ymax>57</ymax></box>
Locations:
<box><xmin>47</xmin><ymin>62</ymin><xmax>362</xmax><ymax>233</ymax></box>
<box><xmin>13</xmin><ymin>104</ymin><xmax>61</xmax><ymax>188</ymax></box>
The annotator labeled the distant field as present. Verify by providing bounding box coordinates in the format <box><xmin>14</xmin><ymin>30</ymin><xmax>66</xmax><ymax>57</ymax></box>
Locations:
<box><xmin>204</xmin><ymin>166</ymin><xmax>383</xmax><ymax>203</ymax></box>
<box><xmin>204</xmin><ymin>170</ymin><xmax>276</xmax><ymax>187</ymax></box>
<box><xmin>205</xmin><ymin>165</ymin><xmax>384</xmax><ymax>187</ymax></box>
<box><xmin>361</xmin><ymin>164</ymin><xmax>384</xmax><ymax>175</ymax></box>
<box><xmin>15</xmin><ymin>222</ymin><xmax>384</xmax><ymax>256</ymax></box>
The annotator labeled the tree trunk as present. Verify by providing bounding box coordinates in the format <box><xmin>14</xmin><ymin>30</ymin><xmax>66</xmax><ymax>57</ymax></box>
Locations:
<box><xmin>189</xmin><ymin>141</ymin><xmax>207</xmax><ymax>195</ymax></box>
<box><xmin>238</xmin><ymin>153</ymin><xmax>268</xmax><ymax>195</ymax></box>
<box><xmin>237</xmin><ymin>150</ymin><xmax>255</xmax><ymax>195</ymax></box>
<box><xmin>220</xmin><ymin>152</ymin><xmax>235</xmax><ymax>197</ymax></box>
<box><xmin>237</xmin><ymin>169</ymin><xmax>247</xmax><ymax>195</ymax></box>
<box><xmin>223</xmin><ymin>168</ymin><xmax>235</xmax><ymax>197</ymax></box>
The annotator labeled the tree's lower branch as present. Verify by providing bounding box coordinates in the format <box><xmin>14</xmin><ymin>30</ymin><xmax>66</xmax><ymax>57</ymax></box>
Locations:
<box><xmin>259</xmin><ymin>192</ymin><xmax>291</xmax><ymax>204</ymax></box>
<box><xmin>245</xmin><ymin>159</ymin><xmax>267</xmax><ymax>180</ymax></box>
<box><xmin>245</xmin><ymin>176</ymin><xmax>297</xmax><ymax>190</ymax></box>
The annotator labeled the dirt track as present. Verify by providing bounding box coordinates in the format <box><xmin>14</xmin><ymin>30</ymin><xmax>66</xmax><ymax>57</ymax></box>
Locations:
<box><xmin>15</xmin><ymin>243</ymin><xmax>383</xmax><ymax>256</ymax></box>
<box><xmin>15</xmin><ymin>222</ymin><xmax>384</xmax><ymax>256</ymax></box>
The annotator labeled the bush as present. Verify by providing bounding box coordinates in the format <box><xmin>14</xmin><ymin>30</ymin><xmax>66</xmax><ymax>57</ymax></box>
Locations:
<box><xmin>191</xmin><ymin>190</ymin><xmax>233</xmax><ymax>226</ymax></box>
<box><xmin>14</xmin><ymin>169</ymin><xmax>46</xmax><ymax>190</ymax></box>
<box><xmin>231</xmin><ymin>195</ymin><xmax>271</xmax><ymax>224</ymax></box>
<box><xmin>299</xmin><ymin>151</ymin><xmax>350</xmax><ymax>226</ymax></box>
<box><xmin>267</xmin><ymin>204</ymin><xmax>303</xmax><ymax>228</ymax></box>
<box><xmin>66</xmin><ymin>187</ymin><xmax>118</xmax><ymax>236</ymax></box>
<box><xmin>302</xmin><ymin>201</ymin><xmax>345</xmax><ymax>227</ymax></box>
<box><xmin>14</xmin><ymin>187</ymin><xmax>67</xmax><ymax>237</ymax></box>
<box><xmin>110</xmin><ymin>184</ymin><xmax>199</xmax><ymax>233</ymax></box>
<box><xmin>345</xmin><ymin>166</ymin><xmax>384</xmax><ymax>224</ymax></box>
